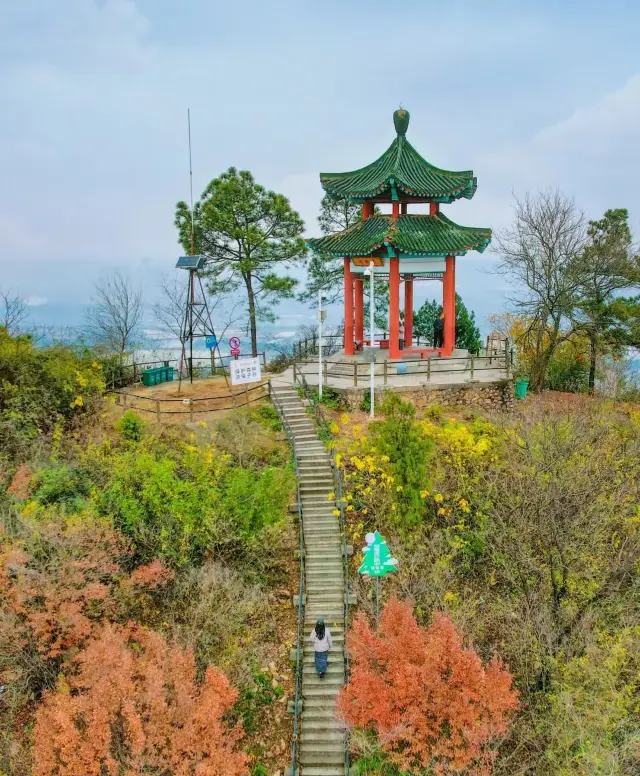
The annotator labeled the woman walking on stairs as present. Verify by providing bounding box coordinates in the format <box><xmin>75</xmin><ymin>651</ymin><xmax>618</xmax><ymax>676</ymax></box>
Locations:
<box><xmin>309</xmin><ymin>617</ymin><xmax>332</xmax><ymax>677</ymax></box>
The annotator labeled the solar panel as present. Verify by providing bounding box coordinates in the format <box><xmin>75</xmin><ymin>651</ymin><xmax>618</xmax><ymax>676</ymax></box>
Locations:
<box><xmin>176</xmin><ymin>255</ymin><xmax>205</xmax><ymax>270</ymax></box>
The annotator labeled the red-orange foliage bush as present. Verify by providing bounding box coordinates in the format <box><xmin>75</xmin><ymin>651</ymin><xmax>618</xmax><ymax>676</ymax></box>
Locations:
<box><xmin>1</xmin><ymin>522</ymin><xmax>125</xmax><ymax>659</ymax></box>
<box><xmin>7</xmin><ymin>463</ymin><xmax>33</xmax><ymax>500</ymax></box>
<box><xmin>33</xmin><ymin>623</ymin><xmax>249</xmax><ymax>776</ymax></box>
<box><xmin>123</xmin><ymin>558</ymin><xmax>175</xmax><ymax>590</ymax></box>
<box><xmin>338</xmin><ymin>600</ymin><xmax>518</xmax><ymax>776</ymax></box>
<box><xmin>1</xmin><ymin>520</ymin><xmax>172</xmax><ymax>660</ymax></box>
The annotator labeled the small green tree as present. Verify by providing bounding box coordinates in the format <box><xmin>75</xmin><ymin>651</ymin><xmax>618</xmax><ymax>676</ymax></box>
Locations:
<box><xmin>572</xmin><ymin>209</ymin><xmax>640</xmax><ymax>393</ymax></box>
<box><xmin>175</xmin><ymin>168</ymin><xmax>307</xmax><ymax>356</ymax></box>
<box><xmin>455</xmin><ymin>294</ymin><xmax>483</xmax><ymax>352</ymax></box>
<box><xmin>413</xmin><ymin>298</ymin><xmax>440</xmax><ymax>345</ymax></box>
<box><xmin>371</xmin><ymin>393</ymin><xmax>433</xmax><ymax>527</ymax></box>
<box><xmin>412</xmin><ymin>294</ymin><xmax>482</xmax><ymax>351</ymax></box>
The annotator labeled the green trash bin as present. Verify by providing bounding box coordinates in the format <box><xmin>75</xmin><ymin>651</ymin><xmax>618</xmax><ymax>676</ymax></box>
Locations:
<box><xmin>166</xmin><ymin>367</ymin><xmax>174</xmax><ymax>381</ymax></box>
<box><xmin>515</xmin><ymin>378</ymin><xmax>529</xmax><ymax>399</ymax></box>
<box><xmin>141</xmin><ymin>368</ymin><xmax>155</xmax><ymax>387</ymax></box>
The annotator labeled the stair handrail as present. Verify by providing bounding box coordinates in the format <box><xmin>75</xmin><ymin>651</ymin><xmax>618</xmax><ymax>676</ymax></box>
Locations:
<box><xmin>293</xmin><ymin>373</ymin><xmax>351</xmax><ymax>776</ymax></box>
<box><xmin>269</xmin><ymin>382</ymin><xmax>305</xmax><ymax>776</ymax></box>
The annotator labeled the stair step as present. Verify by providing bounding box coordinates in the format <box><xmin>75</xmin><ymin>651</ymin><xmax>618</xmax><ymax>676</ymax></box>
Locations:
<box><xmin>302</xmin><ymin>655</ymin><xmax>344</xmax><ymax>666</ymax></box>
<box><xmin>305</xmin><ymin>588</ymin><xmax>344</xmax><ymax>597</ymax></box>
<box><xmin>302</xmin><ymin>664</ymin><xmax>343</xmax><ymax>675</ymax></box>
<box><xmin>300</xmin><ymin>748</ymin><xmax>345</xmax><ymax>764</ymax></box>
<box><xmin>303</xmin><ymin>639</ymin><xmax>344</xmax><ymax>648</ymax></box>
<box><xmin>303</xmin><ymin>687</ymin><xmax>343</xmax><ymax>700</ymax></box>
<box><xmin>301</xmin><ymin>731</ymin><xmax>347</xmax><ymax>744</ymax></box>
<box><xmin>300</xmin><ymin>768</ymin><xmax>345</xmax><ymax>776</ymax></box>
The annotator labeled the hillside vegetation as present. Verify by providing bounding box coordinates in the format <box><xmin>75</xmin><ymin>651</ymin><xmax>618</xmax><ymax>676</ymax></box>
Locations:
<box><xmin>2</xmin><ymin>326</ymin><xmax>639</xmax><ymax>776</ymax></box>
<box><xmin>327</xmin><ymin>392</ymin><xmax>640</xmax><ymax>776</ymax></box>
<box><xmin>0</xmin><ymin>330</ymin><xmax>297</xmax><ymax>776</ymax></box>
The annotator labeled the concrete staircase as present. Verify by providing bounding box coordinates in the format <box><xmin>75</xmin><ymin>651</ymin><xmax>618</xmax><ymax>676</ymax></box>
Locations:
<box><xmin>272</xmin><ymin>384</ymin><xmax>347</xmax><ymax>776</ymax></box>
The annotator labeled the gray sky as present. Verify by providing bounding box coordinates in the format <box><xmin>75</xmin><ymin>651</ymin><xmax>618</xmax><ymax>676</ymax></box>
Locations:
<box><xmin>1</xmin><ymin>0</ymin><xmax>639</xmax><ymax>334</ymax></box>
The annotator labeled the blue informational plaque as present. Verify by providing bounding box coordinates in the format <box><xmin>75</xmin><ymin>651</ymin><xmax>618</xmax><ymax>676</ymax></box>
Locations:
<box><xmin>205</xmin><ymin>335</ymin><xmax>217</xmax><ymax>349</ymax></box>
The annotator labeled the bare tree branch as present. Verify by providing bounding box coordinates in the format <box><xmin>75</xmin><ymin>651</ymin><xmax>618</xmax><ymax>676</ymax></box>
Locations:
<box><xmin>494</xmin><ymin>191</ymin><xmax>587</xmax><ymax>390</ymax></box>
<box><xmin>1</xmin><ymin>289</ymin><xmax>28</xmax><ymax>335</ymax></box>
<box><xmin>85</xmin><ymin>270</ymin><xmax>144</xmax><ymax>355</ymax></box>
<box><xmin>152</xmin><ymin>272</ymin><xmax>245</xmax><ymax>348</ymax></box>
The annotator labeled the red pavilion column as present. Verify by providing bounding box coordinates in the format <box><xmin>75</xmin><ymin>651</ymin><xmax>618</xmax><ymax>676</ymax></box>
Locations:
<box><xmin>443</xmin><ymin>255</ymin><xmax>456</xmax><ymax>356</ymax></box>
<box><xmin>389</xmin><ymin>256</ymin><xmax>401</xmax><ymax>359</ymax></box>
<box><xmin>354</xmin><ymin>278</ymin><xmax>364</xmax><ymax>344</ymax></box>
<box><xmin>404</xmin><ymin>275</ymin><xmax>414</xmax><ymax>347</ymax></box>
<box><xmin>344</xmin><ymin>258</ymin><xmax>354</xmax><ymax>356</ymax></box>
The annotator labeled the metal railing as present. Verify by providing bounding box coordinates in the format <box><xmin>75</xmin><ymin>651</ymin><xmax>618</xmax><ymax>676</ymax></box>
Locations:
<box><xmin>293</xmin><ymin>341</ymin><xmax>514</xmax><ymax>388</ymax></box>
<box><xmin>270</xmin><ymin>385</ymin><xmax>306</xmax><ymax>776</ymax></box>
<box><xmin>296</xmin><ymin>373</ymin><xmax>351</xmax><ymax>776</ymax></box>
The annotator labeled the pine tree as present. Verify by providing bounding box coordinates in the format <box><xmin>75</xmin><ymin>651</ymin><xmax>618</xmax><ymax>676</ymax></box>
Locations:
<box><xmin>412</xmin><ymin>294</ymin><xmax>482</xmax><ymax>352</ymax></box>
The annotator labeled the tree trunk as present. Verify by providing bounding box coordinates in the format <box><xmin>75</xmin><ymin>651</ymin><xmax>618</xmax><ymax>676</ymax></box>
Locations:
<box><xmin>588</xmin><ymin>335</ymin><xmax>597</xmax><ymax>395</ymax></box>
<box><xmin>244</xmin><ymin>272</ymin><xmax>258</xmax><ymax>357</ymax></box>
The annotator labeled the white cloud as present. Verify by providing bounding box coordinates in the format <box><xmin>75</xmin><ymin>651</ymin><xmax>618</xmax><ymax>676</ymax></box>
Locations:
<box><xmin>475</xmin><ymin>74</ymin><xmax>640</xmax><ymax>231</ymax></box>
<box><xmin>25</xmin><ymin>295</ymin><xmax>48</xmax><ymax>307</ymax></box>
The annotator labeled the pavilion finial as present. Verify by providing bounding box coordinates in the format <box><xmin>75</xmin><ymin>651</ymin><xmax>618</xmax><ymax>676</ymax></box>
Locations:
<box><xmin>393</xmin><ymin>107</ymin><xmax>410</xmax><ymax>136</ymax></box>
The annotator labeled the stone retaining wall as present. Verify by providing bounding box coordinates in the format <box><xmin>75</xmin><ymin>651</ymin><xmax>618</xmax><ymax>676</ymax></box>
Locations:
<box><xmin>340</xmin><ymin>379</ymin><xmax>515</xmax><ymax>412</ymax></box>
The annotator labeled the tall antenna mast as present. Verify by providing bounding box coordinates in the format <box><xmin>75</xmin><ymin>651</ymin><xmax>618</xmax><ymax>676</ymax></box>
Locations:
<box><xmin>188</xmin><ymin>108</ymin><xmax>195</xmax><ymax>255</ymax></box>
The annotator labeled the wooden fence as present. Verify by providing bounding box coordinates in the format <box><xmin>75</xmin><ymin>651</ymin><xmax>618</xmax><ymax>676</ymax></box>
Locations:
<box><xmin>115</xmin><ymin>380</ymin><xmax>271</xmax><ymax>419</ymax></box>
<box><xmin>106</xmin><ymin>352</ymin><xmax>268</xmax><ymax>390</ymax></box>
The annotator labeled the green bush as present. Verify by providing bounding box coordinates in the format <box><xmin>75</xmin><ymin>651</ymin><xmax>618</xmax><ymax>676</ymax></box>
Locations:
<box><xmin>218</xmin><ymin>465</ymin><xmax>293</xmax><ymax>544</ymax></box>
<box><xmin>317</xmin><ymin>387</ymin><xmax>346</xmax><ymax>410</ymax></box>
<box><xmin>359</xmin><ymin>389</ymin><xmax>386</xmax><ymax>413</ymax></box>
<box><xmin>91</xmin><ymin>436</ymin><xmax>294</xmax><ymax>568</ymax></box>
<box><xmin>31</xmin><ymin>464</ymin><xmax>92</xmax><ymax>510</ymax></box>
<box><xmin>547</xmin><ymin>350</ymin><xmax>590</xmax><ymax>393</ymax></box>
<box><xmin>0</xmin><ymin>330</ymin><xmax>104</xmax><ymax>463</ymax></box>
<box><xmin>93</xmin><ymin>445</ymin><xmax>219</xmax><ymax>567</ymax></box>
<box><xmin>371</xmin><ymin>393</ymin><xmax>433</xmax><ymax>527</ymax></box>
<box><xmin>117</xmin><ymin>410</ymin><xmax>146</xmax><ymax>442</ymax></box>
<box><xmin>252</xmin><ymin>402</ymin><xmax>281</xmax><ymax>431</ymax></box>
<box><xmin>98</xmin><ymin>353</ymin><xmax>131</xmax><ymax>390</ymax></box>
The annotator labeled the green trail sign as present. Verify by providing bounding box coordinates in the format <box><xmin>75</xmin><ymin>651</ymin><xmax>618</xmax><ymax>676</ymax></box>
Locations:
<box><xmin>358</xmin><ymin>531</ymin><xmax>398</xmax><ymax>577</ymax></box>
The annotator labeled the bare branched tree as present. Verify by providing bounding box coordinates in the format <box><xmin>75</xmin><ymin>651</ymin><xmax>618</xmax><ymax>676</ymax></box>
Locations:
<box><xmin>85</xmin><ymin>270</ymin><xmax>144</xmax><ymax>355</ymax></box>
<box><xmin>152</xmin><ymin>272</ymin><xmax>245</xmax><ymax>346</ymax></box>
<box><xmin>495</xmin><ymin>191</ymin><xmax>587</xmax><ymax>391</ymax></box>
<box><xmin>153</xmin><ymin>274</ymin><xmax>187</xmax><ymax>342</ymax></box>
<box><xmin>1</xmin><ymin>289</ymin><xmax>27</xmax><ymax>335</ymax></box>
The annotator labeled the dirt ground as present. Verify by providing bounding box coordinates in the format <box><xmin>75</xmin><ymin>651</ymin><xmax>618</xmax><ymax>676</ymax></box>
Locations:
<box><xmin>115</xmin><ymin>376</ymin><xmax>270</xmax><ymax>424</ymax></box>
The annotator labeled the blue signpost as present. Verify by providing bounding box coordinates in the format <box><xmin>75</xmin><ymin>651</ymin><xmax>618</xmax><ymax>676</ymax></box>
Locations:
<box><xmin>205</xmin><ymin>335</ymin><xmax>217</xmax><ymax>349</ymax></box>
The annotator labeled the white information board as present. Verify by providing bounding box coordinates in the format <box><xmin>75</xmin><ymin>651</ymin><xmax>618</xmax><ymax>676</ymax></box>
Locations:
<box><xmin>230</xmin><ymin>357</ymin><xmax>262</xmax><ymax>386</ymax></box>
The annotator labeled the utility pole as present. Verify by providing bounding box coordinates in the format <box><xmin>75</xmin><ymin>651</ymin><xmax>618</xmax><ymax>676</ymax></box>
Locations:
<box><xmin>369</xmin><ymin>261</ymin><xmax>375</xmax><ymax>418</ymax></box>
<box><xmin>318</xmin><ymin>290</ymin><xmax>324</xmax><ymax>398</ymax></box>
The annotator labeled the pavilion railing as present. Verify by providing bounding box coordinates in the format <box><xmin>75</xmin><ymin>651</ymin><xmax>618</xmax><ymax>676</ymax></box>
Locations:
<box><xmin>293</xmin><ymin>334</ymin><xmax>499</xmax><ymax>360</ymax></box>
<box><xmin>292</xmin><ymin>341</ymin><xmax>514</xmax><ymax>388</ymax></box>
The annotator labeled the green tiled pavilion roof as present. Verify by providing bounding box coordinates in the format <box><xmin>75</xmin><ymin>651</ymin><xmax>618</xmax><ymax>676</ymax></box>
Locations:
<box><xmin>307</xmin><ymin>214</ymin><xmax>492</xmax><ymax>258</ymax></box>
<box><xmin>320</xmin><ymin>111</ymin><xmax>477</xmax><ymax>203</ymax></box>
